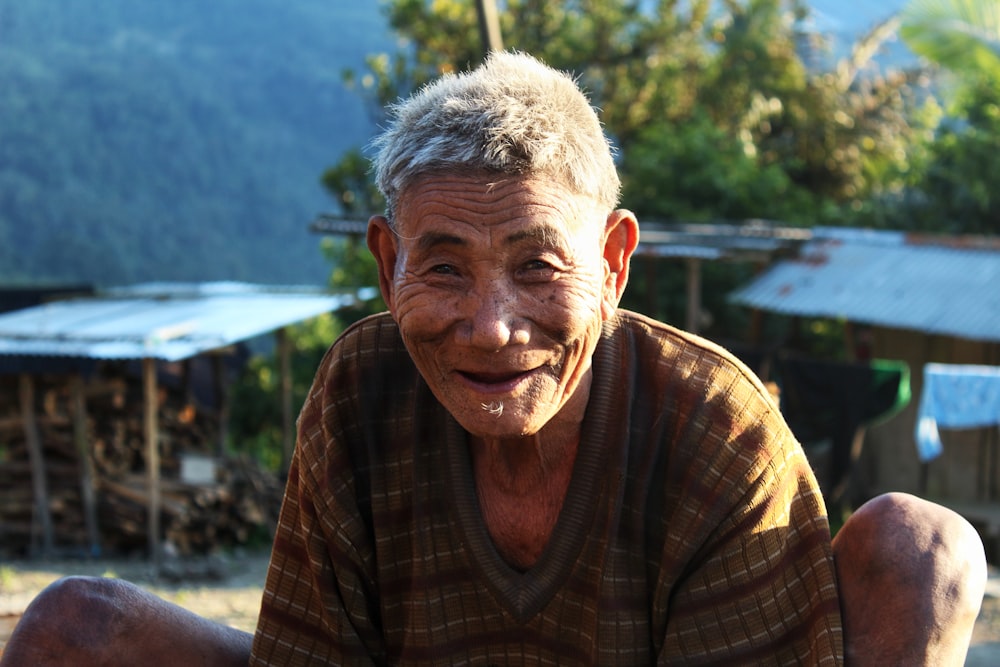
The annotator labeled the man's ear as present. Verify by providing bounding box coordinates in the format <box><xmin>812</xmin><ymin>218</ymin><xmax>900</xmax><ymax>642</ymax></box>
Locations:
<box><xmin>367</xmin><ymin>215</ymin><xmax>398</xmax><ymax>311</ymax></box>
<box><xmin>601</xmin><ymin>209</ymin><xmax>639</xmax><ymax>319</ymax></box>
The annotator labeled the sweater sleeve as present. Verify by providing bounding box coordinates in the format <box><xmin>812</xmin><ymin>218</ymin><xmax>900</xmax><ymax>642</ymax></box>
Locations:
<box><xmin>648</xmin><ymin>335</ymin><xmax>843</xmax><ymax>665</ymax></box>
<box><xmin>659</xmin><ymin>433</ymin><xmax>843</xmax><ymax>665</ymax></box>
<box><xmin>250</xmin><ymin>334</ymin><xmax>387</xmax><ymax>666</ymax></box>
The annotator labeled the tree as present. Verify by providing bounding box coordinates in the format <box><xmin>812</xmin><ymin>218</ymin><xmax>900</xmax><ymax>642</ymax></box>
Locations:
<box><xmin>339</xmin><ymin>0</ymin><xmax>925</xmax><ymax>220</ymax></box>
<box><xmin>898</xmin><ymin>0</ymin><xmax>1000</xmax><ymax>234</ymax></box>
<box><xmin>900</xmin><ymin>0</ymin><xmax>1000</xmax><ymax>86</ymax></box>
<box><xmin>329</xmin><ymin>0</ymin><xmax>928</xmax><ymax>331</ymax></box>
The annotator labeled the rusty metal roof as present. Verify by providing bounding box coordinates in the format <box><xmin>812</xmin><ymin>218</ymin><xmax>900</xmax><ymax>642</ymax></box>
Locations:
<box><xmin>729</xmin><ymin>227</ymin><xmax>1000</xmax><ymax>342</ymax></box>
<box><xmin>0</xmin><ymin>282</ymin><xmax>378</xmax><ymax>362</ymax></box>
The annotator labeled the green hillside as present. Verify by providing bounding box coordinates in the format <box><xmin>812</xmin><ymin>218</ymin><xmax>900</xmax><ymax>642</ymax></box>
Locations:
<box><xmin>0</xmin><ymin>1</ymin><xmax>392</xmax><ymax>287</ymax></box>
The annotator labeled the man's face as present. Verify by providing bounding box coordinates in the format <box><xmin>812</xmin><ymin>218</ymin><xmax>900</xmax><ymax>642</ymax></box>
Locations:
<box><xmin>370</xmin><ymin>173</ymin><xmax>628</xmax><ymax>441</ymax></box>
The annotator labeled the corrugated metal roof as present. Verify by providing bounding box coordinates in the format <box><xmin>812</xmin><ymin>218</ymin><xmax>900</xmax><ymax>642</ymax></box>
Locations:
<box><xmin>0</xmin><ymin>281</ymin><xmax>379</xmax><ymax>361</ymax></box>
<box><xmin>729</xmin><ymin>227</ymin><xmax>1000</xmax><ymax>342</ymax></box>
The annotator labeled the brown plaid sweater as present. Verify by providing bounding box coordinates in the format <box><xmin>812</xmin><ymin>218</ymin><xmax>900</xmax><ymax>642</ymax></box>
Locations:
<box><xmin>250</xmin><ymin>310</ymin><xmax>843</xmax><ymax>665</ymax></box>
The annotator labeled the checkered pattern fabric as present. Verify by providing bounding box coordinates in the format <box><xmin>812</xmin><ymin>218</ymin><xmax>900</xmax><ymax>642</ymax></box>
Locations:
<box><xmin>250</xmin><ymin>311</ymin><xmax>843</xmax><ymax>665</ymax></box>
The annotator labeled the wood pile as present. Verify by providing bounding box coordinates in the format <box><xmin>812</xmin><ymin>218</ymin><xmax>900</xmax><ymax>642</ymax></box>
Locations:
<box><xmin>0</xmin><ymin>370</ymin><xmax>284</xmax><ymax>558</ymax></box>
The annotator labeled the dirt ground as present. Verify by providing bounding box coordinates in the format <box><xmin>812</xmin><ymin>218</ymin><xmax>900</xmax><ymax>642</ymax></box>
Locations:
<box><xmin>3</xmin><ymin>553</ymin><xmax>1000</xmax><ymax>664</ymax></box>
<box><xmin>967</xmin><ymin>571</ymin><xmax>1000</xmax><ymax>667</ymax></box>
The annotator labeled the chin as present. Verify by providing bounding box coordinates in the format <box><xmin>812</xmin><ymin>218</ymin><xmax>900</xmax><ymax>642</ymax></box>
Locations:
<box><xmin>452</xmin><ymin>408</ymin><xmax>543</xmax><ymax>441</ymax></box>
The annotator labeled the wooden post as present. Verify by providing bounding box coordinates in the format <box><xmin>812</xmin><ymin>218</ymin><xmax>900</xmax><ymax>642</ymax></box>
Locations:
<box><xmin>685</xmin><ymin>257</ymin><xmax>702</xmax><ymax>334</ymax></box>
<box><xmin>181</xmin><ymin>358</ymin><xmax>194</xmax><ymax>406</ymax></box>
<box><xmin>20</xmin><ymin>373</ymin><xmax>54</xmax><ymax>558</ymax></box>
<box><xmin>143</xmin><ymin>358</ymin><xmax>161</xmax><ymax>569</ymax></box>
<box><xmin>844</xmin><ymin>320</ymin><xmax>857</xmax><ymax>362</ymax></box>
<box><xmin>475</xmin><ymin>0</ymin><xmax>503</xmax><ymax>55</ymax></box>
<box><xmin>748</xmin><ymin>308</ymin><xmax>764</xmax><ymax>347</ymax></box>
<box><xmin>71</xmin><ymin>374</ymin><xmax>101</xmax><ymax>556</ymax></box>
<box><xmin>212</xmin><ymin>353</ymin><xmax>230</xmax><ymax>457</ymax></box>
<box><xmin>277</xmin><ymin>327</ymin><xmax>294</xmax><ymax>474</ymax></box>
<box><xmin>645</xmin><ymin>259</ymin><xmax>658</xmax><ymax>319</ymax></box>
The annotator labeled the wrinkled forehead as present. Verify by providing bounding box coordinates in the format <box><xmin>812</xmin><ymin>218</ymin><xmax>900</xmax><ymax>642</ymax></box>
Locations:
<box><xmin>392</xmin><ymin>170</ymin><xmax>608</xmax><ymax>239</ymax></box>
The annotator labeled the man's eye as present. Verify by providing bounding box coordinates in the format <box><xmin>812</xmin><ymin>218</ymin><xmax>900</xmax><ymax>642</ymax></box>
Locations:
<box><xmin>524</xmin><ymin>259</ymin><xmax>554</xmax><ymax>271</ymax></box>
<box><xmin>431</xmin><ymin>264</ymin><xmax>458</xmax><ymax>275</ymax></box>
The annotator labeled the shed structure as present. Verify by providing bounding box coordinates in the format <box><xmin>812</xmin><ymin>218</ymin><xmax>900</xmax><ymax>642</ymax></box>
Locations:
<box><xmin>0</xmin><ymin>282</ymin><xmax>375</xmax><ymax>564</ymax></box>
<box><xmin>730</xmin><ymin>228</ymin><xmax>1000</xmax><ymax>523</ymax></box>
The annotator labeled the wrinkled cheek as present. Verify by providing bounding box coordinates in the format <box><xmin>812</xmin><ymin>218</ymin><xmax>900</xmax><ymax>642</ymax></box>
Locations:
<box><xmin>401</xmin><ymin>334</ymin><xmax>453</xmax><ymax>385</ymax></box>
<box><xmin>389</xmin><ymin>291</ymin><xmax>422</xmax><ymax>327</ymax></box>
<box><xmin>396</xmin><ymin>328</ymin><xmax>448</xmax><ymax>383</ymax></box>
<box><xmin>393</xmin><ymin>295</ymin><xmax>452</xmax><ymax>342</ymax></box>
<box><xmin>555</xmin><ymin>336</ymin><xmax>594</xmax><ymax>399</ymax></box>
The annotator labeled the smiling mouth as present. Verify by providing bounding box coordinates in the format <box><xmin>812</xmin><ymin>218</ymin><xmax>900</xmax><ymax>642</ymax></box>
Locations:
<box><xmin>458</xmin><ymin>369</ymin><xmax>531</xmax><ymax>386</ymax></box>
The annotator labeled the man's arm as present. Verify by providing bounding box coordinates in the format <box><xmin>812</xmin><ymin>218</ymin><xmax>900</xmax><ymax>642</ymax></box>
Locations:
<box><xmin>250</xmin><ymin>340</ymin><xmax>388</xmax><ymax>665</ymax></box>
<box><xmin>657</xmin><ymin>437</ymin><xmax>843</xmax><ymax>664</ymax></box>
<box><xmin>249</xmin><ymin>449</ymin><xmax>384</xmax><ymax>666</ymax></box>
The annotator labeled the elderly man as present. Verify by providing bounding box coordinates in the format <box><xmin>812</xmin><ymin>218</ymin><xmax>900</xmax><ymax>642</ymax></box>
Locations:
<box><xmin>1</xmin><ymin>51</ymin><xmax>985</xmax><ymax>666</ymax></box>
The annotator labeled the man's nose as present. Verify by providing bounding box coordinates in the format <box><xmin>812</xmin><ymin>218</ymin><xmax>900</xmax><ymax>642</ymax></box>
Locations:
<box><xmin>465</xmin><ymin>286</ymin><xmax>525</xmax><ymax>350</ymax></box>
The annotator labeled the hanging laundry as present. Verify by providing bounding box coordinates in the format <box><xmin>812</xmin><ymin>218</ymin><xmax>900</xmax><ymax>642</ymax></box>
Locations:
<box><xmin>915</xmin><ymin>363</ymin><xmax>1000</xmax><ymax>461</ymax></box>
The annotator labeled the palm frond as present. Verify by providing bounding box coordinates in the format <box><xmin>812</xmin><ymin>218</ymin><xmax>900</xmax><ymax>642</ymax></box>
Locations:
<box><xmin>900</xmin><ymin>0</ymin><xmax>1000</xmax><ymax>78</ymax></box>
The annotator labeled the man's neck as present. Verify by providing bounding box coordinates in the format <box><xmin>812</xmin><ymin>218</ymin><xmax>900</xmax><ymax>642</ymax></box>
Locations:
<box><xmin>469</xmin><ymin>432</ymin><xmax>580</xmax><ymax>570</ymax></box>
<box><xmin>470</xmin><ymin>432</ymin><xmax>577</xmax><ymax>493</ymax></box>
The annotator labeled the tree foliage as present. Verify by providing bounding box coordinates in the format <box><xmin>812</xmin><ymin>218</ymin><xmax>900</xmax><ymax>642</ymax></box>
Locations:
<box><xmin>899</xmin><ymin>0</ymin><xmax>1000</xmax><ymax>234</ymax></box>
<box><xmin>328</xmin><ymin>0</ymin><xmax>927</xmax><ymax>332</ymax></box>
<box><xmin>329</xmin><ymin>0</ymin><xmax>933</xmax><ymax>241</ymax></box>
<box><xmin>226</xmin><ymin>314</ymin><xmax>343</xmax><ymax>471</ymax></box>
<box><xmin>900</xmin><ymin>0</ymin><xmax>1000</xmax><ymax>85</ymax></box>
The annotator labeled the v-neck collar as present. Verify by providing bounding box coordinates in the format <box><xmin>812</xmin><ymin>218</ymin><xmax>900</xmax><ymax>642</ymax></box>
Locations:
<box><xmin>442</xmin><ymin>321</ymin><xmax>625</xmax><ymax>623</ymax></box>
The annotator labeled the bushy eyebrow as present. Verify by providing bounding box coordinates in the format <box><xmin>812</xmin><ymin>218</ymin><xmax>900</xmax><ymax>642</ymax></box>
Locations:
<box><xmin>505</xmin><ymin>223</ymin><xmax>565</xmax><ymax>249</ymax></box>
<box><xmin>415</xmin><ymin>223</ymin><xmax>568</xmax><ymax>253</ymax></box>
<box><xmin>416</xmin><ymin>231</ymin><xmax>465</xmax><ymax>253</ymax></box>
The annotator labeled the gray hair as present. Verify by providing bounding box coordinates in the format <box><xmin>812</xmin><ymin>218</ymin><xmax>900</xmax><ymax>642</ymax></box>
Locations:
<box><xmin>371</xmin><ymin>51</ymin><xmax>620</xmax><ymax>221</ymax></box>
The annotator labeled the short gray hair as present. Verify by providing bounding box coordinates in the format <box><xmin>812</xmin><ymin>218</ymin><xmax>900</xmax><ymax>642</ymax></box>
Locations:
<box><xmin>371</xmin><ymin>51</ymin><xmax>620</xmax><ymax>220</ymax></box>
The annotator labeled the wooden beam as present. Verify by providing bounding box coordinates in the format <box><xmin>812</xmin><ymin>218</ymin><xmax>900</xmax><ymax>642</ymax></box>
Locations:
<box><xmin>143</xmin><ymin>358</ymin><xmax>161</xmax><ymax>569</ymax></box>
<box><xmin>71</xmin><ymin>374</ymin><xmax>101</xmax><ymax>556</ymax></box>
<box><xmin>20</xmin><ymin>373</ymin><xmax>54</xmax><ymax>558</ymax></box>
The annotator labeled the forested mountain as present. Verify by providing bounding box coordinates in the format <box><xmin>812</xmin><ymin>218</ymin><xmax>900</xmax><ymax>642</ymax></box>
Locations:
<box><xmin>0</xmin><ymin>1</ymin><xmax>392</xmax><ymax>287</ymax></box>
<box><xmin>0</xmin><ymin>0</ymin><xmax>911</xmax><ymax>288</ymax></box>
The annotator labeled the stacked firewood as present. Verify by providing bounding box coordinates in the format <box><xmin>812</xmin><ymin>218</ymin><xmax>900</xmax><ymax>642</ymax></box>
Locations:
<box><xmin>0</xmin><ymin>371</ymin><xmax>284</xmax><ymax>558</ymax></box>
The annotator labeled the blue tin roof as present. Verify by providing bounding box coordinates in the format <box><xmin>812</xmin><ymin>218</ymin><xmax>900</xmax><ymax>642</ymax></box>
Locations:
<box><xmin>729</xmin><ymin>228</ymin><xmax>1000</xmax><ymax>342</ymax></box>
<box><xmin>0</xmin><ymin>281</ymin><xmax>378</xmax><ymax>362</ymax></box>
